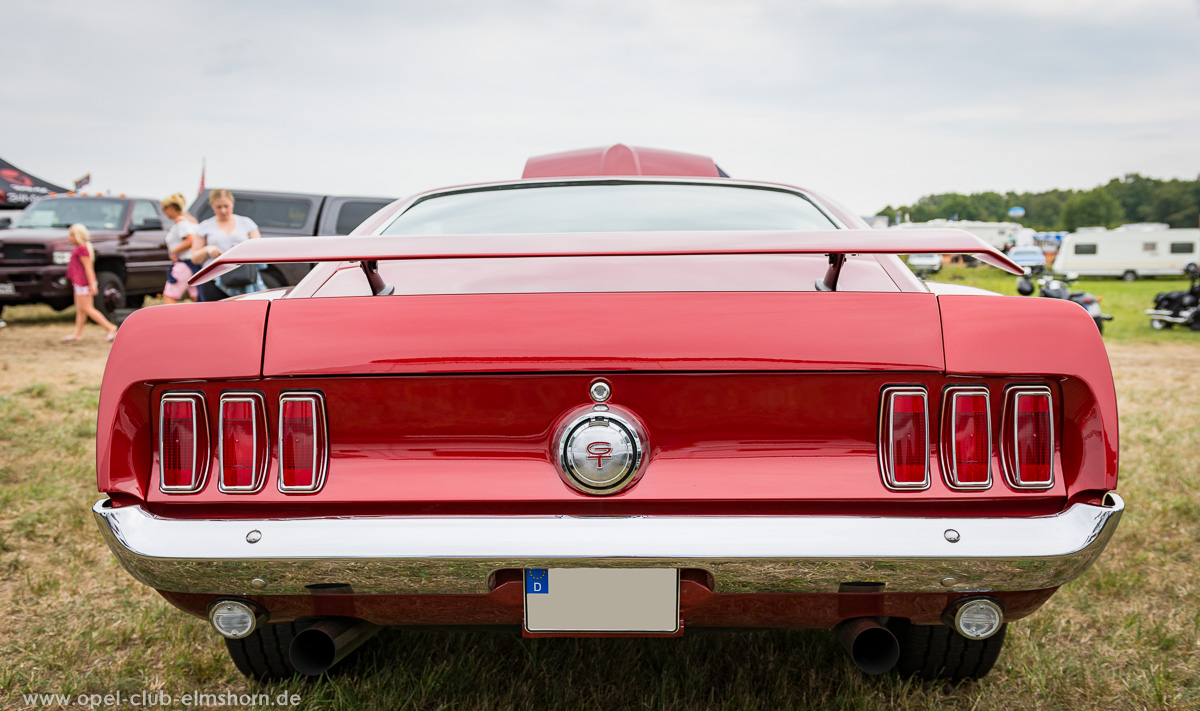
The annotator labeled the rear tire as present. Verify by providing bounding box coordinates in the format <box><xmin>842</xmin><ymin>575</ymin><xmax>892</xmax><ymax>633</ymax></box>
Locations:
<box><xmin>1122</xmin><ymin>270</ymin><xmax>1137</xmax><ymax>282</ymax></box>
<box><xmin>889</xmin><ymin>619</ymin><xmax>1007</xmax><ymax>681</ymax></box>
<box><xmin>1095</xmin><ymin>317</ymin><xmax>1105</xmax><ymax>335</ymax></box>
<box><xmin>1151</xmin><ymin>319</ymin><xmax>1172</xmax><ymax>330</ymax></box>
<box><xmin>224</xmin><ymin>621</ymin><xmax>307</xmax><ymax>680</ymax></box>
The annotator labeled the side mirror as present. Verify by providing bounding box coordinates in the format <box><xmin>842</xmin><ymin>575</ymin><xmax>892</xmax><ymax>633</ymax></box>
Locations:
<box><xmin>1022</xmin><ymin>267</ymin><xmax>1032</xmax><ymax>277</ymax></box>
<box><xmin>133</xmin><ymin>218</ymin><xmax>164</xmax><ymax>231</ymax></box>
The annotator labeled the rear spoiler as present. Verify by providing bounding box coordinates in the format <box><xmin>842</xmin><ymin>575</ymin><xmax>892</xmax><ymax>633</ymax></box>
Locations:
<box><xmin>191</xmin><ymin>228</ymin><xmax>1022</xmax><ymax>293</ymax></box>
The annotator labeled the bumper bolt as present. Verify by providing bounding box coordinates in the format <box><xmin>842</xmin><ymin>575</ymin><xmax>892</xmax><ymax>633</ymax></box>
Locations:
<box><xmin>246</xmin><ymin>530</ymin><xmax>262</xmax><ymax>544</ymax></box>
<box><xmin>944</xmin><ymin>529</ymin><xmax>960</xmax><ymax>543</ymax></box>
<box><xmin>940</xmin><ymin>577</ymin><xmax>957</xmax><ymax>587</ymax></box>
<box><xmin>251</xmin><ymin>578</ymin><xmax>267</xmax><ymax>589</ymax></box>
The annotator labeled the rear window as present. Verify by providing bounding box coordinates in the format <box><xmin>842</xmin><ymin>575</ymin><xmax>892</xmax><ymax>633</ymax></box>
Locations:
<box><xmin>335</xmin><ymin>201</ymin><xmax>390</xmax><ymax>235</ymax></box>
<box><xmin>381</xmin><ymin>183</ymin><xmax>836</xmax><ymax>235</ymax></box>
<box><xmin>1074</xmin><ymin>244</ymin><xmax>1097</xmax><ymax>255</ymax></box>
<box><xmin>1171</xmin><ymin>242</ymin><xmax>1195</xmax><ymax>254</ymax></box>
<box><xmin>195</xmin><ymin>196</ymin><xmax>312</xmax><ymax>230</ymax></box>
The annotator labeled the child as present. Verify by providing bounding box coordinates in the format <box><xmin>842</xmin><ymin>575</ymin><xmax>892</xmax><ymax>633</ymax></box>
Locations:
<box><xmin>62</xmin><ymin>223</ymin><xmax>119</xmax><ymax>342</ymax></box>
<box><xmin>160</xmin><ymin>192</ymin><xmax>200</xmax><ymax>303</ymax></box>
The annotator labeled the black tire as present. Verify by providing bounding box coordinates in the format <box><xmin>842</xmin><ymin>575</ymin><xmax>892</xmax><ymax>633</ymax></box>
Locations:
<box><xmin>890</xmin><ymin>619</ymin><xmax>1007</xmax><ymax>681</ymax></box>
<box><xmin>125</xmin><ymin>293</ymin><xmax>146</xmax><ymax>309</ymax></box>
<box><xmin>224</xmin><ymin>621</ymin><xmax>307</xmax><ymax>680</ymax></box>
<box><xmin>1095</xmin><ymin>317</ymin><xmax>1104</xmax><ymax>335</ymax></box>
<box><xmin>1122</xmin><ymin>270</ymin><xmax>1137</xmax><ymax>282</ymax></box>
<box><xmin>1151</xmin><ymin>319</ymin><xmax>1172</xmax><ymax>331</ymax></box>
<box><xmin>93</xmin><ymin>271</ymin><xmax>125</xmax><ymax>322</ymax></box>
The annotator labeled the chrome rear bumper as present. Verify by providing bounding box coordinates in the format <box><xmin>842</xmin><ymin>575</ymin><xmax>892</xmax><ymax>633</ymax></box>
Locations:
<box><xmin>93</xmin><ymin>494</ymin><xmax>1123</xmax><ymax>596</ymax></box>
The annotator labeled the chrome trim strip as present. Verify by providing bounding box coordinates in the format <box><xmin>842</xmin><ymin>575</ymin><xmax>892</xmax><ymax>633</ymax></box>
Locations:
<box><xmin>1002</xmin><ymin>386</ymin><xmax>1055</xmax><ymax>491</ymax></box>
<box><xmin>879</xmin><ymin>386</ymin><xmax>930</xmax><ymax>491</ymax></box>
<box><xmin>277</xmin><ymin>391</ymin><xmax>329</xmax><ymax>494</ymax></box>
<box><xmin>942</xmin><ymin>387</ymin><xmax>993</xmax><ymax>491</ymax></box>
<box><xmin>158</xmin><ymin>392</ymin><xmax>208</xmax><ymax>494</ymax></box>
<box><xmin>93</xmin><ymin>494</ymin><xmax>1124</xmax><ymax>596</ymax></box>
<box><xmin>217</xmin><ymin>392</ymin><xmax>269</xmax><ymax>494</ymax></box>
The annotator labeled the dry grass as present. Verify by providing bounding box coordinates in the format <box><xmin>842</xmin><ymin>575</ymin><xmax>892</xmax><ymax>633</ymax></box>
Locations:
<box><xmin>0</xmin><ymin>307</ymin><xmax>1197</xmax><ymax>710</ymax></box>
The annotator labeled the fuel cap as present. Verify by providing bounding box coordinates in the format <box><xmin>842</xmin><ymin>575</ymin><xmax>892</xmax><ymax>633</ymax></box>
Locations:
<box><xmin>558</xmin><ymin>413</ymin><xmax>643</xmax><ymax>495</ymax></box>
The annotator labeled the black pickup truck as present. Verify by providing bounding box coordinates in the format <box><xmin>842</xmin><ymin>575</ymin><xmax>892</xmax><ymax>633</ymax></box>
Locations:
<box><xmin>0</xmin><ymin>190</ymin><xmax>393</xmax><ymax>322</ymax></box>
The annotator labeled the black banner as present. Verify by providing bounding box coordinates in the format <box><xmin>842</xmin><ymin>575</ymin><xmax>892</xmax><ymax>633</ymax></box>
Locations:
<box><xmin>1</xmin><ymin>158</ymin><xmax>67</xmax><ymax>209</ymax></box>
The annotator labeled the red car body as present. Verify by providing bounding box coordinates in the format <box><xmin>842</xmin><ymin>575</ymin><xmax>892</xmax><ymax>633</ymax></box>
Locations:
<box><xmin>93</xmin><ymin>146</ymin><xmax>1122</xmax><ymax>680</ymax></box>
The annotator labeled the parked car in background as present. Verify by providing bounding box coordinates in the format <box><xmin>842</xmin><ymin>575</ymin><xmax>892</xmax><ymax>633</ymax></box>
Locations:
<box><xmin>94</xmin><ymin>145</ymin><xmax>1123</xmax><ymax>684</ymax></box>
<box><xmin>0</xmin><ymin>194</ymin><xmax>170</xmax><ymax>321</ymax></box>
<box><xmin>189</xmin><ymin>189</ymin><xmax>394</xmax><ymax>288</ymax></box>
<box><xmin>1053</xmin><ymin>224</ymin><xmax>1200</xmax><ymax>281</ymax></box>
<box><xmin>905</xmin><ymin>252</ymin><xmax>942</xmax><ymax>276</ymax></box>
<box><xmin>1006</xmin><ymin>245</ymin><xmax>1047</xmax><ymax>274</ymax></box>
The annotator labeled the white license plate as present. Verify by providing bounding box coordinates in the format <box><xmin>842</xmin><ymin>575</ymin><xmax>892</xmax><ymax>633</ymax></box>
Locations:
<box><xmin>524</xmin><ymin>568</ymin><xmax>679</xmax><ymax>633</ymax></box>
<box><xmin>0</xmin><ymin>283</ymin><xmax>14</xmax><ymax>295</ymax></box>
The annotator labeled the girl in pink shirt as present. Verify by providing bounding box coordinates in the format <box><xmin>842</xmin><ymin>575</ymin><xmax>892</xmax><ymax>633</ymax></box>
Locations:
<box><xmin>63</xmin><ymin>223</ymin><xmax>118</xmax><ymax>342</ymax></box>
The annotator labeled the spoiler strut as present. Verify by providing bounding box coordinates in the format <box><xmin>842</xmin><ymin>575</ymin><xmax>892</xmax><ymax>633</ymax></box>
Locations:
<box><xmin>190</xmin><ymin>229</ymin><xmax>1022</xmax><ymax>292</ymax></box>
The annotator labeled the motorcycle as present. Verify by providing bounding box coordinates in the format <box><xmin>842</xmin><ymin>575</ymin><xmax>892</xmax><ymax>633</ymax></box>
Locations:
<box><xmin>1145</xmin><ymin>265</ymin><xmax>1200</xmax><ymax>331</ymax></box>
<box><xmin>1016</xmin><ymin>272</ymin><xmax>1113</xmax><ymax>334</ymax></box>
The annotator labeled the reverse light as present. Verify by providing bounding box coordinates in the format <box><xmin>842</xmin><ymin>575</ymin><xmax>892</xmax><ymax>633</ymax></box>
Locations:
<box><xmin>278</xmin><ymin>391</ymin><xmax>328</xmax><ymax>493</ymax></box>
<box><xmin>944</xmin><ymin>598</ymin><xmax>1005</xmax><ymax>640</ymax></box>
<box><xmin>209</xmin><ymin>600</ymin><xmax>265</xmax><ymax>639</ymax></box>
<box><xmin>943</xmin><ymin>388</ymin><xmax>992</xmax><ymax>490</ymax></box>
<box><xmin>159</xmin><ymin>393</ymin><xmax>208</xmax><ymax>493</ymax></box>
<box><xmin>879</xmin><ymin>387</ymin><xmax>929</xmax><ymax>490</ymax></box>
<box><xmin>1003</xmin><ymin>386</ymin><xmax>1055</xmax><ymax>490</ymax></box>
<box><xmin>218</xmin><ymin>392</ymin><xmax>268</xmax><ymax>493</ymax></box>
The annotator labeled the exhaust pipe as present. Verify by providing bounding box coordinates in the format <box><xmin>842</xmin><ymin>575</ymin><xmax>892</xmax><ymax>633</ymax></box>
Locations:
<box><xmin>289</xmin><ymin>618</ymin><xmax>380</xmax><ymax>676</ymax></box>
<box><xmin>834</xmin><ymin>618</ymin><xmax>900</xmax><ymax>675</ymax></box>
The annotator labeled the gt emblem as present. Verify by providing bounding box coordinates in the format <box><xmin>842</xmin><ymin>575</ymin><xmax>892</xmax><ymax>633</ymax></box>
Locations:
<box><xmin>586</xmin><ymin>442</ymin><xmax>613</xmax><ymax>467</ymax></box>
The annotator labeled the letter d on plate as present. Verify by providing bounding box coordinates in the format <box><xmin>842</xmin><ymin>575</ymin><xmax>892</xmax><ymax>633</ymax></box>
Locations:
<box><xmin>525</xmin><ymin>568</ymin><xmax>548</xmax><ymax>594</ymax></box>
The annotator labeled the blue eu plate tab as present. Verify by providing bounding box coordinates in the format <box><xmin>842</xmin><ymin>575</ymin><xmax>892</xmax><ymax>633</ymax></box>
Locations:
<box><xmin>525</xmin><ymin>568</ymin><xmax>549</xmax><ymax>594</ymax></box>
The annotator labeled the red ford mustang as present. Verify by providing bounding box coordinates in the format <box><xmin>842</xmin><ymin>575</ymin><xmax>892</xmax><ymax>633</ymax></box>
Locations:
<box><xmin>93</xmin><ymin>145</ymin><xmax>1122</xmax><ymax>681</ymax></box>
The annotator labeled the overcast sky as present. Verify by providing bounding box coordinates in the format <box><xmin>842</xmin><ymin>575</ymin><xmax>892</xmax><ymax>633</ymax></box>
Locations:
<box><xmin>5</xmin><ymin>0</ymin><xmax>1199</xmax><ymax>214</ymax></box>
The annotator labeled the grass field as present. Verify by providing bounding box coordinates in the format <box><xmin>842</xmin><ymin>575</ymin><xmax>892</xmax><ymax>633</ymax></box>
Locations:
<box><xmin>0</xmin><ymin>287</ymin><xmax>1198</xmax><ymax>709</ymax></box>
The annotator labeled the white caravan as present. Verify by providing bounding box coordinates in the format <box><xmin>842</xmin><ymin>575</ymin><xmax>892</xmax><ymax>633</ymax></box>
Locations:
<box><xmin>1052</xmin><ymin>224</ymin><xmax>1200</xmax><ymax>280</ymax></box>
<box><xmin>897</xmin><ymin>219</ymin><xmax>1023</xmax><ymax>249</ymax></box>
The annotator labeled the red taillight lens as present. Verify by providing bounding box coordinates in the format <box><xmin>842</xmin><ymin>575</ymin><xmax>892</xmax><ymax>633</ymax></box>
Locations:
<box><xmin>219</xmin><ymin>393</ymin><xmax>267</xmax><ymax>493</ymax></box>
<box><xmin>279</xmin><ymin>392</ymin><xmax>327</xmax><ymax>493</ymax></box>
<box><xmin>950</xmin><ymin>391</ymin><xmax>991</xmax><ymax>488</ymax></box>
<box><xmin>159</xmin><ymin>393</ymin><xmax>208</xmax><ymax>493</ymax></box>
<box><xmin>881</xmin><ymin>388</ymin><xmax>929</xmax><ymax>489</ymax></box>
<box><xmin>1013</xmin><ymin>391</ymin><xmax>1053</xmax><ymax>487</ymax></box>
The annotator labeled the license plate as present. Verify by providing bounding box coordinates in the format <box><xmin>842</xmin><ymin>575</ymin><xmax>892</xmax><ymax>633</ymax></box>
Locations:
<box><xmin>524</xmin><ymin>568</ymin><xmax>679</xmax><ymax>633</ymax></box>
<box><xmin>0</xmin><ymin>283</ymin><xmax>14</xmax><ymax>295</ymax></box>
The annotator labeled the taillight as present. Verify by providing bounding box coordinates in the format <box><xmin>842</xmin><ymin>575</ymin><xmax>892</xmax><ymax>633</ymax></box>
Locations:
<box><xmin>879</xmin><ymin>387</ymin><xmax>929</xmax><ymax>490</ymax></box>
<box><xmin>1003</xmin><ymin>386</ymin><xmax>1055</xmax><ymax>490</ymax></box>
<box><xmin>218</xmin><ymin>392</ymin><xmax>268</xmax><ymax>493</ymax></box>
<box><xmin>278</xmin><ymin>391</ymin><xmax>328</xmax><ymax>493</ymax></box>
<box><xmin>159</xmin><ymin>393</ymin><xmax>208</xmax><ymax>493</ymax></box>
<box><xmin>944</xmin><ymin>388</ymin><xmax>992</xmax><ymax>490</ymax></box>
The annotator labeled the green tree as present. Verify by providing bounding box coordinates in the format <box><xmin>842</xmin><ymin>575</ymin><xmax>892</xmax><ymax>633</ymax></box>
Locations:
<box><xmin>1060</xmin><ymin>188</ymin><xmax>1125</xmax><ymax>231</ymax></box>
<box><xmin>1150</xmin><ymin>180</ymin><xmax>1198</xmax><ymax>228</ymax></box>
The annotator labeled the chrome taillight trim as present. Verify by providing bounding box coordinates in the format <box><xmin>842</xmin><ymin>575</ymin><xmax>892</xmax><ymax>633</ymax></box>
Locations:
<box><xmin>217</xmin><ymin>391</ymin><xmax>269</xmax><ymax>494</ymax></box>
<box><xmin>1001</xmin><ymin>385</ymin><xmax>1055</xmax><ymax>491</ymax></box>
<box><xmin>158</xmin><ymin>392</ymin><xmax>209</xmax><ymax>494</ymax></box>
<box><xmin>940</xmin><ymin>386</ymin><xmax>993</xmax><ymax>491</ymax></box>
<box><xmin>277</xmin><ymin>391</ymin><xmax>329</xmax><ymax>494</ymax></box>
<box><xmin>878</xmin><ymin>386</ymin><xmax>930</xmax><ymax>491</ymax></box>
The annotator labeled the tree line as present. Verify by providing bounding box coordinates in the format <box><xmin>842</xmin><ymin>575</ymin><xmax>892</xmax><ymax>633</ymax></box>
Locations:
<box><xmin>876</xmin><ymin>173</ymin><xmax>1200</xmax><ymax>232</ymax></box>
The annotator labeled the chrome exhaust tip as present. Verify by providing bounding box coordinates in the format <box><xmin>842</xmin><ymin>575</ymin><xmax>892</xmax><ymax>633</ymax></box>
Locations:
<box><xmin>834</xmin><ymin>617</ymin><xmax>900</xmax><ymax>675</ymax></box>
<box><xmin>289</xmin><ymin>618</ymin><xmax>380</xmax><ymax>676</ymax></box>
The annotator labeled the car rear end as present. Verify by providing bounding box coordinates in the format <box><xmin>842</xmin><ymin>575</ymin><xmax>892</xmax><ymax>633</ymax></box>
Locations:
<box><xmin>92</xmin><ymin>229</ymin><xmax>1121</xmax><ymax>680</ymax></box>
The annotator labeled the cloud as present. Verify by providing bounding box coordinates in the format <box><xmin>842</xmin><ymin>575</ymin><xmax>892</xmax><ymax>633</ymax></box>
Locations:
<box><xmin>1</xmin><ymin>0</ymin><xmax>1197</xmax><ymax>213</ymax></box>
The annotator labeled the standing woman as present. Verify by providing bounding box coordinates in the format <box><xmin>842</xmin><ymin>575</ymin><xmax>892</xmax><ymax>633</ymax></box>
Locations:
<box><xmin>62</xmin><ymin>224</ymin><xmax>119</xmax><ymax>342</ymax></box>
<box><xmin>193</xmin><ymin>189</ymin><xmax>264</xmax><ymax>301</ymax></box>
<box><xmin>160</xmin><ymin>192</ymin><xmax>200</xmax><ymax>303</ymax></box>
